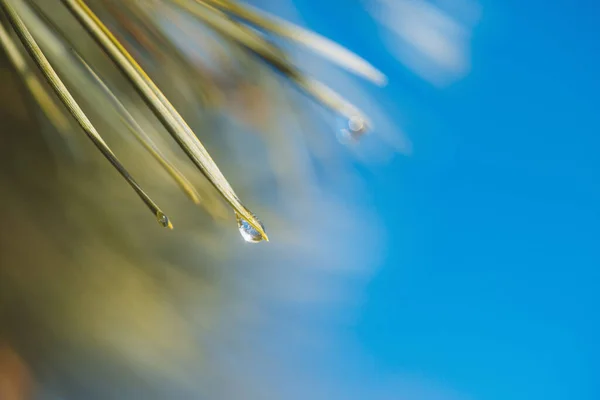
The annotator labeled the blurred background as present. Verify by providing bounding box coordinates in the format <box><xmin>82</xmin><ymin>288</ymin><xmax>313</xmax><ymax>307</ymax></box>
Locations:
<box><xmin>0</xmin><ymin>0</ymin><xmax>598</xmax><ymax>399</ymax></box>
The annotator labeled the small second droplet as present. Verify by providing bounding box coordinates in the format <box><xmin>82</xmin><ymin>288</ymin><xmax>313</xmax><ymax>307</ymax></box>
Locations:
<box><xmin>236</xmin><ymin>213</ymin><xmax>266</xmax><ymax>243</ymax></box>
<box><xmin>156</xmin><ymin>212</ymin><xmax>173</xmax><ymax>229</ymax></box>
<box><xmin>337</xmin><ymin>115</ymin><xmax>369</xmax><ymax>143</ymax></box>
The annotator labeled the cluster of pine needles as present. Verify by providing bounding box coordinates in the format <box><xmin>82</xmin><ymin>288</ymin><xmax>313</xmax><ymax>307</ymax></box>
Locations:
<box><xmin>0</xmin><ymin>0</ymin><xmax>386</xmax><ymax>243</ymax></box>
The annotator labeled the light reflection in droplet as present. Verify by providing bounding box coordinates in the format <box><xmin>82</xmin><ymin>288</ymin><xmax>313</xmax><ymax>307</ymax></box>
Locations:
<box><xmin>236</xmin><ymin>213</ymin><xmax>266</xmax><ymax>243</ymax></box>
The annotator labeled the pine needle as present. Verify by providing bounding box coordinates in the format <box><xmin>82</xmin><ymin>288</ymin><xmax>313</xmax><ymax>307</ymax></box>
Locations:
<box><xmin>202</xmin><ymin>0</ymin><xmax>387</xmax><ymax>86</ymax></box>
<box><xmin>0</xmin><ymin>0</ymin><xmax>173</xmax><ymax>229</ymax></box>
<box><xmin>60</xmin><ymin>0</ymin><xmax>268</xmax><ymax>241</ymax></box>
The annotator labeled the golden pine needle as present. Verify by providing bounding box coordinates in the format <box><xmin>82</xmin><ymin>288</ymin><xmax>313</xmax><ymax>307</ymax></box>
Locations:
<box><xmin>76</xmin><ymin>53</ymin><xmax>204</xmax><ymax>206</ymax></box>
<box><xmin>0</xmin><ymin>0</ymin><xmax>173</xmax><ymax>229</ymax></box>
<box><xmin>0</xmin><ymin>20</ymin><xmax>71</xmax><ymax>135</ymax></box>
<box><xmin>167</xmin><ymin>0</ymin><xmax>371</xmax><ymax>126</ymax></box>
<box><xmin>61</xmin><ymin>0</ymin><xmax>268</xmax><ymax>241</ymax></box>
<box><xmin>201</xmin><ymin>0</ymin><xmax>387</xmax><ymax>85</ymax></box>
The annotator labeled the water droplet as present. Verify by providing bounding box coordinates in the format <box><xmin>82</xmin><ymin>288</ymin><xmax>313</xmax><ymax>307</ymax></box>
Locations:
<box><xmin>236</xmin><ymin>213</ymin><xmax>266</xmax><ymax>243</ymax></box>
<box><xmin>348</xmin><ymin>115</ymin><xmax>368</xmax><ymax>136</ymax></box>
<box><xmin>156</xmin><ymin>212</ymin><xmax>172</xmax><ymax>229</ymax></box>
<box><xmin>337</xmin><ymin>115</ymin><xmax>369</xmax><ymax>143</ymax></box>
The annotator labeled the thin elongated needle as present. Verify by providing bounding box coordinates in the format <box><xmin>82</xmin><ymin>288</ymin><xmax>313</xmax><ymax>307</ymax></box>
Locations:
<box><xmin>61</xmin><ymin>0</ymin><xmax>268</xmax><ymax>241</ymax></box>
<box><xmin>0</xmin><ymin>20</ymin><xmax>71</xmax><ymax>134</ymax></box>
<box><xmin>76</xmin><ymin>53</ymin><xmax>203</xmax><ymax>206</ymax></box>
<box><xmin>104</xmin><ymin>0</ymin><xmax>218</xmax><ymax>107</ymax></box>
<box><xmin>0</xmin><ymin>0</ymin><xmax>173</xmax><ymax>229</ymax></box>
<box><xmin>201</xmin><ymin>0</ymin><xmax>387</xmax><ymax>86</ymax></box>
<box><xmin>167</xmin><ymin>0</ymin><xmax>370</xmax><ymax>127</ymax></box>
<box><xmin>23</xmin><ymin>0</ymin><xmax>203</xmax><ymax>206</ymax></box>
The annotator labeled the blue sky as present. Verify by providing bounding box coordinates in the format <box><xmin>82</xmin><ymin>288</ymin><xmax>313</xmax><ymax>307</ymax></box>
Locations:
<box><xmin>287</xmin><ymin>0</ymin><xmax>600</xmax><ymax>399</ymax></box>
